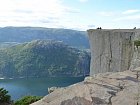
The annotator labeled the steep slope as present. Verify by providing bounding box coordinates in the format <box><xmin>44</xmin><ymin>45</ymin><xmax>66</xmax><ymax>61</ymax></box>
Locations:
<box><xmin>0</xmin><ymin>27</ymin><xmax>89</xmax><ymax>49</ymax></box>
<box><xmin>0</xmin><ymin>40</ymin><xmax>90</xmax><ymax>78</ymax></box>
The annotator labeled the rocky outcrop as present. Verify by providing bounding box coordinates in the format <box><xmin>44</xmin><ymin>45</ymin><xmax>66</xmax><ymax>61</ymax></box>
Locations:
<box><xmin>48</xmin><ymin>87</ymin><xmax>60</xmax><ymax>94</ymax></box>
<box><xmin>87</xmin><ymin>29</ymin><xmax>136</xmax><ymax>75</ymax></box>
<box><xmin>31</xmin><ymin>70</ymin><xmax>140</xmax><ymax>105</ymax></box>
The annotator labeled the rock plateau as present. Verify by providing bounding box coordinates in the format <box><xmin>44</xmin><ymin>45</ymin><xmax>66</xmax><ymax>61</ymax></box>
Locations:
<box><xmin>31</xmin><ymin>70</ymin><xmax>140</xmax><ymax>105</ymax></box>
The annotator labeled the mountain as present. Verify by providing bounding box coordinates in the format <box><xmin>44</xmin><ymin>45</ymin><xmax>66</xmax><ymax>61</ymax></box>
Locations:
<box><xmin>0</xmin><ymin>27</ymin><xmax>89</xmax><ymax>49</ymax></box>
<box><xmin>0</xmin><ymin>40</ymin><xmax>90</xmax><ymax>78</ymax></box>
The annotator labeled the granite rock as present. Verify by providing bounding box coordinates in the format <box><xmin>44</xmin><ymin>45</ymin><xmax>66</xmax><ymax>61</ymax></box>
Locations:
<box><xmin>31</xmin><ymin>70</ymin><xmax>140</xmax><ymax>105</ymax></box>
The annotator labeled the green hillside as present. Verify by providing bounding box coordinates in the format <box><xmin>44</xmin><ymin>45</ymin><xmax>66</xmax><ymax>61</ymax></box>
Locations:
<box><xmin>0</xmin><ymin>40</ymin><xmax>90</xmax><ymax>78</ymax></box>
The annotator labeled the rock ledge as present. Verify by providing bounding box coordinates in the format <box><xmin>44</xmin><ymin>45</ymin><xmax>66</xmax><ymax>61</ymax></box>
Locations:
<box><xmin>31</xmin><ymin>70</ymin><xmax>140</xmax><ymax>105</ymax></box>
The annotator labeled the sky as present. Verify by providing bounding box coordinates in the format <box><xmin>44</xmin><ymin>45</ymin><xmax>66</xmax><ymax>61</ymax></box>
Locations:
<box><xmin>0</xmin><ymin>0</ymin><xmax>140</xmax><ymax>30</ymax></box>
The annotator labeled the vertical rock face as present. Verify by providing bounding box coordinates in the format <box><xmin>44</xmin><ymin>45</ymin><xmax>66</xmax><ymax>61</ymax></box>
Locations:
<box><xmin>130</xmin><ymin>30</ymin><xmax>140</xmax><ymax>70</ymax></box>
<box><xmin>130</xmin><ymin>47</ymin><xmax>140</xmax><ymax>70</ymax></box>
<box><xmin>87</xmin><ymin>29</ymin><xmax>135</xmax><ymax>75</ymax></box>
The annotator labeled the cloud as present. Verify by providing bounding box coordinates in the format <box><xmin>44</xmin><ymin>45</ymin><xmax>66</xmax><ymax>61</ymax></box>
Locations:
<box><xmin>122</xmin><ymin>9</ymin><xmax>140</xmax><ymax>14</ymax></box>
<box><xmin>14</xmin><ymin>10</ymin><xmax>33</xmax><ymax>14</ymax></box>
<box><xmin>0</xmin><ymin>0</ymin><xmax>62</xmax><ymax>20</ymax></box>
<box><xmin>0</xmin><ymin>0</ymin><xmax>79</xmax><ymax>29</ymax></box>
<box><xmin>64</xmin><ymin>8</ymin><xmax>80</xmax><ymax>14</ymax></box>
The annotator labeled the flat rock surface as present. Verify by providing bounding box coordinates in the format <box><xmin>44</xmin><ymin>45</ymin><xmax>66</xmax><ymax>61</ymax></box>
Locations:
<box><xmin>31</xmin><ymin>70</ymin><xmax>140</xmax><ymax>105</ymax></box>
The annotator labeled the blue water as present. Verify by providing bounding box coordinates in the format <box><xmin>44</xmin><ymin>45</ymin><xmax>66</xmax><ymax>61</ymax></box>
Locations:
<box><xmin>0</xmin><ymin>77</ymin><xmax>84</xmax><ymax>100</ymax></box>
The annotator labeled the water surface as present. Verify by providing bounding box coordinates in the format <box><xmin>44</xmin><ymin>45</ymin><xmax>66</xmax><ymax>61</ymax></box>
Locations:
<box><xmin>0</xmin><ymin>77</ymin><xmax>84</xmax><ymax>100</ymax></box>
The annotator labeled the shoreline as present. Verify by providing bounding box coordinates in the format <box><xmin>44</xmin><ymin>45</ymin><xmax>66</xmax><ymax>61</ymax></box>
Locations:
<box><xmin>0</xmin><ymin>76</ymin><xmax>86</xmax><ymax>80</ymax></box>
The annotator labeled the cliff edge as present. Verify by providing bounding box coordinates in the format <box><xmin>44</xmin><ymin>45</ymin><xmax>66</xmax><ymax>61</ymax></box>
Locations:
<box><xmin>31</xmin><ymin>70</ymin><xmax>140</xmax><ymax>105</ymax></box>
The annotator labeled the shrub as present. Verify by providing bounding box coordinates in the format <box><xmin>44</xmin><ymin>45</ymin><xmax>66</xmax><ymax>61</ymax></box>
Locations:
<box><xmin>134</xmin><ymin>40</ymin><xmax>140</xmax><ymax>48</ymax></box>
<box><xmin>14</xmin><ymin>96</ymin><xmax>42</xmax><ymax>105</ymax></box>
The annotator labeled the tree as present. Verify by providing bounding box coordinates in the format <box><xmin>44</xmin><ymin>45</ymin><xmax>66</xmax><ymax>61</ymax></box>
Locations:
<box><xmin>0</xmin><ymin>88</ymin><xmax>12</xmax><ymax>104</ymax></box>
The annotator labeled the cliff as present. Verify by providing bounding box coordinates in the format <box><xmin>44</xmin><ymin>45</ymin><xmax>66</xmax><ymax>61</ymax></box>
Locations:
<box><xmin>31</xmin><ymin>70</ymin><xmax>140</xmax><ymax>105</ymax></box>
<box><xmin>87</xmin><ymin>29</ymin><xmax>137</xmax><ymax>75</ymax></box>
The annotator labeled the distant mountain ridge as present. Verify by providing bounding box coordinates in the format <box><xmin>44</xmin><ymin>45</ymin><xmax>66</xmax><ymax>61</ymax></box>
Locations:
<box><xmin>0</xmin><ymin>27</ymin><xmax>89</xmax><ymax>49</ymax></box>
<box><xmin>0</xmin><ymin>40</ymin><xmax>90</xmax><ymax>78</ymax></box>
